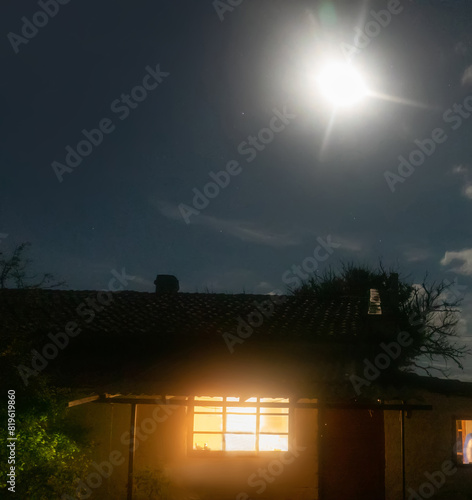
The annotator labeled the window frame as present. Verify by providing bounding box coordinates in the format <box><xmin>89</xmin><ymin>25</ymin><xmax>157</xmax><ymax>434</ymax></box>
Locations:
<box><xmin>187</xmin><ymin>396</ymin><xmax>291</xmax><ymax>457</ymax></box>
<box><xmin>453</xmin><ymin>415</ymin><xmax>472</xmax><ymax>467</ymax></box>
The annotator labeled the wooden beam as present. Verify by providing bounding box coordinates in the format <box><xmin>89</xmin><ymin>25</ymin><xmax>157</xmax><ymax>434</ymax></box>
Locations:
<box><xmin>68</xmin><ymin>395</ymin><xmax>100</xmax><ymax>407</ymax></box>
<box><xmin>92</xmin><ymin>397</ymin><xmax>432</xmax><ymax>411</ymax></box>
<box><xmin>67</xmin><ymin>393</ymin><xmax>122</xmax><ymax>408</ymax></box>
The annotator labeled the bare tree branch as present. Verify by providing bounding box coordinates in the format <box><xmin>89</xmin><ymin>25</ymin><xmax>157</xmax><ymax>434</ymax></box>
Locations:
<box><xmin>0</xmin><ymin>242</ymin><xmax>66</xmax><ymax>290</ymax></box>
<box><xmin>291</xmin><ymin>263</ymin><xmax>470</xmax><ymax>376</ymax></box>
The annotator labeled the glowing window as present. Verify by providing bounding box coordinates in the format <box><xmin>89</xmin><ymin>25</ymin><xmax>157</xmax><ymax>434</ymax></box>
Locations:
<box><xmin>456</xmin><ymin>419</ymin><xmax>472</xmax><ymax>465</ymax></box>
<box><xmin>191</xmin><ymin>396</ymin><xmax>289</xmax><ymax>452</ymax></box>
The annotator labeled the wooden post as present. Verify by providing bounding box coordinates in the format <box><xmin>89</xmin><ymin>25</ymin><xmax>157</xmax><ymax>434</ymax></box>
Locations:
<box><xmin>401</xmin><ymin>408</ymin><xmax>406</xmax><ymax>500</ymax></box>
<box><xmin>127</xmin><ymin>403</ymin><xmax>137</xmax><ymax>500</ymax></box>
<box><xmin>317</xmin><ymin>400</ymin><xmax>325</xmax><ymax>500</ymax></box>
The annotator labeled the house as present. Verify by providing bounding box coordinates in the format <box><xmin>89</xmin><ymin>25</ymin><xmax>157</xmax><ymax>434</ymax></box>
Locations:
<box><xmin>2</xmin><ymin>276</ymin><xmax>472</xmax><ymax>500</ymax></box>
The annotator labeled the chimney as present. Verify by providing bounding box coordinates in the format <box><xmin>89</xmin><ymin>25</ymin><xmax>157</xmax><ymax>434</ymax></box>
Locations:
<box><xmin>368</xmin><ymin>289</ymin><xmax>382</xmax><ymax>315</ymax></box>
<box><xmin>154</xmin><ymin>274</ymin><xmax>179</xmax><ymax>294</ymax></box>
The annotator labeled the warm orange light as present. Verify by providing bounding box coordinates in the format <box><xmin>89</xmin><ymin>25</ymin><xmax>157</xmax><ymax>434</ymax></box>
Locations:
<box><xmin>259</xmin><ymin>434</ymin><xmax>288</xmax><ymax>452</ymax></box>
<box><xmin>192</xmin><ymin>396</ymin><xmax>289</xmax><ymax>451</ymax></box>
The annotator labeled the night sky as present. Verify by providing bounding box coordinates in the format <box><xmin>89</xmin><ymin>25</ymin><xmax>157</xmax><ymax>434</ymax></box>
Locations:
<box><xmin>1</xmin><ymin>0</ymin><xmax>472</xmax><ymax>377</ymax></box>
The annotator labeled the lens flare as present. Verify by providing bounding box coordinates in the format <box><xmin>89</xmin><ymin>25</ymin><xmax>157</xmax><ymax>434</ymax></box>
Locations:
<box><xmin>318</xmin><ymin>62</ymin><xmax>367</xmax><ymax>106</ymax></box>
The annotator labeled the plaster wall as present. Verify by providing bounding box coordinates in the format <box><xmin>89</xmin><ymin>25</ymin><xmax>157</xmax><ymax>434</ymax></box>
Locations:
<box><xmin>384</xmin><ymin>394</ymin><xmax>472</xmax><ymax>500</ymax></box>
<box><xmin>69</xmin><ymin>402</ymin><xmax>318</xmax><ymax>500</ymax></box>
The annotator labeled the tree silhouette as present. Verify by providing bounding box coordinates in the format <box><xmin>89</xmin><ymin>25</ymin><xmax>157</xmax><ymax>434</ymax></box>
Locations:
<box><xmin>0</xmin><ymin>243</ymin><xmax>91</xmax><ymax>498</ymax></box>
<box><xmin>290</xmin><ymin>262</ymin><xmax>470</xmax><ymax>377</ymax></box>
<box><xmin>0</xmin><ymin>242</ymin><xmax>66</xmax><ymax>289</ymax></box>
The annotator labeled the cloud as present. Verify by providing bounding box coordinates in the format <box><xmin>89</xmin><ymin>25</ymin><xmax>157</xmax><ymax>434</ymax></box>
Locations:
<box><xmin>451</xmin><ymin>165</ymin><xmax>472</xmax><ymax>200</ymax></box>
<box><xmin>403</xmin><ymin>247</ymin><xmax>430</xmax><ymax>263</ymax></box>
<box><xmin>155</xmin><ymin>200</ymin><xmax>300</xmax><ymax>247</ymax></box>
<box><xmin>440</xmin><ymin>248</ymin><xmax>472</xmax><ymax>275</ymax></box>
<box><xmin>462</xmin><ymin>65</ymin><xmax>472</xmax><ymax>87</ymax></box>
<box><xmin>455</xmin><ymin>42</ymin><xmax>468</xmax><ymax>56</ymax></box>
<box><xmin>254</xmin><ymin>281</ymin><xmax>275</xmax><ymax>293</ymax></box>
<box><xmin>453</xmin><ymin>164</ymin><xmax>468</xmax><ymax>175</ymax></box>
<box><xmin>463</xmin><ymin>184</ymin><xmax>472</xmax><ymax>200</ymax></box>
<box><xmin>130</xmin><ymin>275</ymin><xmax>155</xmax><ymax>289</ymax></box>
<box><xmin>331</xmin><ymin>234</ymin><xmax>363</xmax><ymax>252</ymax></box>
<box><xmin>198</xmin><ymin>269</ymin><xmax>271</xmax><ymax>293</ymax></box>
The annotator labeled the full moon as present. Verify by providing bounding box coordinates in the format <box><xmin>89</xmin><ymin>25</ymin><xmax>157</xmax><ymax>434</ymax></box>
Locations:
<box><xmin>317</xmin><ymin>62</ymin><xmax>368</xmax><ymax>107</ymax></box>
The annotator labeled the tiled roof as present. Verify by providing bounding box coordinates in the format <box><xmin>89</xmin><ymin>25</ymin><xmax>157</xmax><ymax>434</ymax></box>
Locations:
<box><xmin>3</xmin><ymin>289</ymin><xmax>471</xmax><ymax>398</ymax></box>
<box><xmin>0</xmin><ymin>289</ymin><xmax>386</xmax><ymax>392</ymax></box>
<box><xmin>0</xmin><ymin>289</ymin><xmax>371</xmax><ymax>340</ymax></box>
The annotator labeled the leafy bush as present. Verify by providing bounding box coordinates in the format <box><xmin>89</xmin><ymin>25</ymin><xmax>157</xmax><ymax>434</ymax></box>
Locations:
<box><xmin>134</xmin><ymin>466</ymin><xmax>171</xmax><ymax>499</ymax></box>
<box><xmin>0</xmin><ymin>379</ymin><xmax>93</xmax><ymax>499</ymax></box>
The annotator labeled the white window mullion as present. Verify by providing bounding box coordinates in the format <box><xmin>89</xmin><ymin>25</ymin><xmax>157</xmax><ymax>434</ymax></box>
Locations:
<box><xmin>256</xmin><ymin>398</ymin><xmax>260</xmax><ymax>453</ymax></box>
<box><xmin>223</xmin><ymin>398</ymin><xmax>227</xmax><ymax>451</ymax></box>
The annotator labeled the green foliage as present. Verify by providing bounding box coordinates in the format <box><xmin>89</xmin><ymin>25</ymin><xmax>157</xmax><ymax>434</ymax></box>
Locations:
<box><xmin>0</xmin><ymin>243</ymin><xmax>90</xmax><ymax>497</ymax></box>
<box><xmin>134</xmin><ymin>466</ymin><xmax>171</xmax><ymax>500</ymax></box>
<box><xmin>0</xmin><ymin>325</ymin><xmax>93</xmax><ymax>498</ymax></box>
<box><xmin>0</xmin><ymin>379</ymin><xmax>93</xmax><ymax>499</ymax></box>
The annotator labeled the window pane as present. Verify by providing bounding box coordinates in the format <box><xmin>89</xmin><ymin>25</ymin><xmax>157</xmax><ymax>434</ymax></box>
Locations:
<box><xmin>194</xmin><ymin>397</ymin><xmax>223</xmax><ymax>413</ymax></box>
<box><xmin>194</xmin><ymin>414</ymin><xmax>222</xmax><ymax>432</ymax></box>
<box><xmin>226</xmin><ymin>433</ymin><xmax>256</xmax><ymax>451</ymax></box>
<box><xmin>226</xmin><ymin>414</ymin><xmax>256</xmax><ymax>433</ymax></box>
<box><xmin>226</xmin><ymin>396</ymin><xmax>257</xmax><ymax>413</ymax></box>
<box><xmin>260</xmin><ymin>398</ymin><xmax>289</xmax><ymax>414</ymax></box>
<box><xmin>191</xmin><ymin>396</ymin><xmax>290</xmax><ymax>454</ymax></box>
<box><xmin>193</xmin><ymin>433</ymin><xmax>222</xmax><ymax>451</ymax></box>
<box><xmin>259</xmin><ymin>434</ymin><xmax>289</xmax><ymax>451</ymax></box>
<box><xmin>457</xmin><ymin>419</ymin><xmax>472</xmax><ymax>464</ymax></box>
<box><xmin>195</xmin><ymin>396</ymin><xmax>223</xmax><ymax>401</ymax></box>
<box><xmin>261</xmin><ymin>407</ymin><xmax>288</xmax><ymax>414</ymax></box>
<box><xmin>260</xmin><ymin>415</ymin><xmax>288</xmax><ymax>433</ymax></box>
<box><xmin>227</xmin><ymin>406</ymin><xmax>257</xmax><ymax>414</ymax></box>
<box><xmin>194</xmin><ymin>406</ymin><xmax>222</xmax><ymax>413</ymax></box>
<box><xmin>260</xmin><ymin>398</ymin><xmax>289</xmax><ymax>403</ymax></box>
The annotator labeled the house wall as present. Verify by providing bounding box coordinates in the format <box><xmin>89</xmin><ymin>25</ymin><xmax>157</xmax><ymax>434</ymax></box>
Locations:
<box><xmin>67</xmin><ymin>402</ymin><xmax>130</xmax><ymax>499</ymax></box>
<box><xmin>68</xmin><ymin>402</ymin><xmax>318</xmax><ymax>500</ymax></box>
<box><xmin>384</xmin><ymin>393</ymin><xmax>472</xmax><ymax>500</ymax></box>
